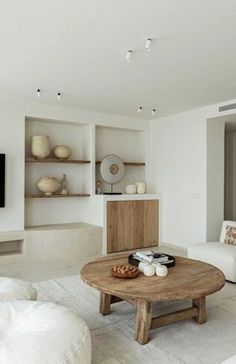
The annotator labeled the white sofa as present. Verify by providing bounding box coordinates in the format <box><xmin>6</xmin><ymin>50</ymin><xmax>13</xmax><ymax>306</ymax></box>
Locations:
<box><xmin>188</xmin><ymin>221</ymin><xmax>236</xmax><ymax>282</ymax></box>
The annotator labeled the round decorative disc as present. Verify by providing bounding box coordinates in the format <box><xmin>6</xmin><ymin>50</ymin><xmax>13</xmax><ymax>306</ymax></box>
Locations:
<box><xmin>100</xmin><ymin>155</ymin><xmax>125</xmax><ymax>184</ymax></box>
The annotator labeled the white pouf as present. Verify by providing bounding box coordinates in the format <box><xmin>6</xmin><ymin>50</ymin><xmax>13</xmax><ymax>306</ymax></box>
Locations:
<box><xmin>0</xmin><ymin>277</ymin><xmax>37</xmax><ymax>301</ymax></box>
<box><xmin>0</xmin><ymin>301</ymin><xmax>91</xmax><ymax>364</ymax></box>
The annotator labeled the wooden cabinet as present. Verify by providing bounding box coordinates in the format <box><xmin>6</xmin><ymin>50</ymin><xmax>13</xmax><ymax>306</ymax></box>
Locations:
<box><xmin>107</xmin><ymin>200</ymin><xmax>159</xmax><ymax>253</ymax></box>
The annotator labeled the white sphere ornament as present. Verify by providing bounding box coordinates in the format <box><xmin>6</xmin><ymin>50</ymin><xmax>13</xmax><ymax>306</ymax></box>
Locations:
<box><xmin>143</xmin><ymin>264</ymin><xmax>156</xmax><ymax>277</ymax></box>
<box><xmin>36</xmin><ymin>177</ymin><xmax>61</xmax><ymax>196</ymax></box>
<box><xmin>156</xmin><ymin>264</ymin><xmax>168</xmax><ymax>277</ymax></box>
<box><xmin>53</xmin><ymin>145</ymin><xmax>72</xmax><ymax>159</ymax></box>
<box><xmin>138</xmin><ymin>261</ymin><xmax>147</xmax><ymax>273</ymax></box>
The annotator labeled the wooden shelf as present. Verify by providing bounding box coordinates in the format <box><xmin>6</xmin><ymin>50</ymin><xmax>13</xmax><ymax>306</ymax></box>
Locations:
<box><xmin>96</xmin><ymin>161</ymin><xmax>145</xmax><ymax>166</ymax></box>
<box><xmin>25</xmin><ymin>157</ymin><xmax>91</xmax><ymax>164</ymax></box>
<box><xmin>25</xmin><ymin>193</ymin><xmax>90</xmax><ymax>199</ymax></box>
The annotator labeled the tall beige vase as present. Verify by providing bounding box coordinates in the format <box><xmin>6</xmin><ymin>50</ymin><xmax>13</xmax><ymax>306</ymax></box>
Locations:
<box><xmin>31</xmin><ymin>135</ymin><xmax>50</xmax><ymax>159</ymax></box>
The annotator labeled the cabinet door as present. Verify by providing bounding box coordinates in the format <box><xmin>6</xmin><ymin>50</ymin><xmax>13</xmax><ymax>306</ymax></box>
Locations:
<box><xmin>107</xmin><ymin>200</ymin><xmax>159</xmax><ymax>253</ymax></box>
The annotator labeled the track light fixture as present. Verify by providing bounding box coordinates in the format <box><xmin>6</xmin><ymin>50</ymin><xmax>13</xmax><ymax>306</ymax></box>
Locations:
<box><xmin>57</xmin><ymin>92</ymin><xmax>61</xmax><ymax>101</ymax></box>
<box><xmin>137</xmin><ymin>106</ymin><xmax>157</xmax><ymax>115</ymax></box>
<box><xmin>37</xmin><ymin>89</ymin><xmax>40</xmax><ymax>97</ymax></box>
<box><xmin>126</xmin><ymin>50</ymin><xmax>132</xmax><ymax>62</ymax></box>
<box><xmin>145</xmin><ymin>38</ymin><xmax>152</xmax><ymax>51</ymax></box>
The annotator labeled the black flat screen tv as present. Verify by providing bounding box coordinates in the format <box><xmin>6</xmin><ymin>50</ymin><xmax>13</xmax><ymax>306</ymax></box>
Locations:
<box><xmin>0</xmin><ymin>154</ymin><xmax>5</xmax><ymax>207</ymax></box>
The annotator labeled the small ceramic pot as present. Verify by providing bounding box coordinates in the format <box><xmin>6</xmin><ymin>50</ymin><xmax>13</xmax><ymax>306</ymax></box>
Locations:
<box><xmin>138</xmin><ymin>261</ymin><xmax>147</xmax><ymax>273</ymax></box>
<box><xmin>143</xmin><ymin>264</ymin><xmax>156</xmax><ymax>277</ymax></box>
<box><xmin>135</xmin><ymin>182</ymin><xmax>146</xmax><ymax>194</ymax></box>
<box><xmin>31</xmin><ymin>135</ymin><xmax>50</xmax><ymax>159</ymax></box>
<box><xmin>53</xmin><ymin>145</ymin><xmax>72</xmax><ymax>159</ymax></box>
<box><xmin>36</xmin><ymin>177</ymin><xmax>61</xmax><ymax>196</ymax></box>
<box><xmin>155</xmin><ymin>264</ymin><xmax>168</xmax><ymax>277</ymax></box>
<box><xmin>126</xmin><ymin>184</ymin><xmax>136</xmax><ymax>194</ymax></box>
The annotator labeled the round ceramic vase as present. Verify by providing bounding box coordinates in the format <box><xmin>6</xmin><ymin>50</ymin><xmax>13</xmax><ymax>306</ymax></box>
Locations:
<box><xmin>36</xmin><ymin>177</ymin><xmax>61</xmax><ymax>196</ymax></box>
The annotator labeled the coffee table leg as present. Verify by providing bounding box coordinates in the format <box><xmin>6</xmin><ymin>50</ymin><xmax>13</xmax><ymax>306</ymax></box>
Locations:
<box><xmin>135</xmin><ymin>300</ymin><xmax>152</xmax><ymax>345</ymax></box>
<box><xmin>99</xmin><ymin>292</ymin><xmax>111</xmax><ymax>315</ymax></box>
<box><xmin>193</xmin><ymin>297</ymin><xmax>206</xmax><ymax>324</ymax></box>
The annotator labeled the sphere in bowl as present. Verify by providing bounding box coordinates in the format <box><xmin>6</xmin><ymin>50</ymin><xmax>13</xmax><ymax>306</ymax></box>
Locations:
<box><xmin>111</xmin><ymin>264</ymin><xmax>139</xmax><ymax>279</ymax></box>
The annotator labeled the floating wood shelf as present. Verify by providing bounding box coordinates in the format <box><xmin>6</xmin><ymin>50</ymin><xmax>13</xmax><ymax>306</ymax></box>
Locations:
<box><xmin>25</xmin><ymin>157</ymin><xmax>91</xmax><ymax>164</ymax></box>
<box><xmin>96</xmin><ymin>161</ymin><xmax>145</xmax><ymax>166</ymax></box>
<box><xmin>25</xmin><ymin>193</ymin><xmax>90</xmax><ymax>199</ymax></box>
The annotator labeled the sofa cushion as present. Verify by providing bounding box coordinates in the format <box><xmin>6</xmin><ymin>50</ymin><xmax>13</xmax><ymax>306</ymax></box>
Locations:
<box><xmin>188</xmin><ymin>242</ymin><xmax>235</xmax><ymax>282</ymax></box>
<box><xmin>220</xmin><ymin>220</ymin><xmax>236</xmax><ymax>242</ymax></box>
<box><xmin>224</xmin><ymin>225</ymin><xmax>236</xmax><ymax>245</ymax></box>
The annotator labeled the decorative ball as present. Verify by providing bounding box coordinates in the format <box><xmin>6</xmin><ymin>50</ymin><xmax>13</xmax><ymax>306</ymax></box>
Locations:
<box><xmin>53</xmin><ymin>145</ymin><xmax>72</xmax><ymax>159</ymax></box>
<box><xmin>36</xmin><ymin>177</ymin><xmax>61</xmax><ymax>196</ymax></box>
<box><xmin>138</xmin><ymin>261</ymin><xmax>147</xmax><ymax>273</ymax></box>
<box><xmin>143</xmin><ymin>264</ymin><xmax>156</xmax><ymax>277</ymax></box>
<box><xmin>155</xmin><ymin>264</ymin><xmax>168</xmax><ymax>277</ymax></box>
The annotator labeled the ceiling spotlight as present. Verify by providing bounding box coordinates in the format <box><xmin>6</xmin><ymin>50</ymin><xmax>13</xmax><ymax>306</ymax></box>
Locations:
<box><xmin>137</xmin><ymin>106</ymin><xmax>142</xmax><ymax>114</ymax></box>
<box><xmin>145</xmin><ymin>38</ymin><xmax>152</xmax><ymax>51</ymax></box>
<box><xmin>151</xmin><ymin>108</ymin><xmax>156</xmax><ymax>115</ymax></box>
<box><xmin>57</xmin><ymin>92</ymin><xmax>61</xmax><ymax>101</ymax></box>
<box><xmin>126</xmin><ymin>50</ymin><xmax>132</xmax><ymax>62</ymax></box>
<box><xmin>37</xmin><ymin>89</ymin><xmax>40</xmax><ymax>97</ymax></box>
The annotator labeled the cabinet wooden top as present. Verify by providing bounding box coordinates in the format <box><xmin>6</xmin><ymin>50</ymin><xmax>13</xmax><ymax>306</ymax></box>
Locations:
<box><xmin>80</xmin><ymin>254</ymin><xmax>225</xmax><ymax>302</ymax></box>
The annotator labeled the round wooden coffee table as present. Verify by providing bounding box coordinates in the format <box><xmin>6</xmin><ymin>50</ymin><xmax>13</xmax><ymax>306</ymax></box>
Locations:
<box><xmin>81</xmin><ymin>254</ymin><xmax>225</xmax><ymax>345</ymax></box>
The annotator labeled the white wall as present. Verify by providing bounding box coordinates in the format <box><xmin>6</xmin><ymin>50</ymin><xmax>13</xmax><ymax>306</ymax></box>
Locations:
<box><xmin>0</xmin><ymin>102</ymin><xmax>25</xmax><ymax>231</ymax></box>
<box><xmin>206</xmin><ymin>117</ymin><xmax>225</xmax><ymax>241</ymax></box>
<box><xmin>149</xmin><ymin>108</ymin><xmax>207</xmax><ymax>247</ymax></box>
<box><xmin>149</xmin><ymin>101</ymin><xmax>236</xmax><ymax>247</ymax></box>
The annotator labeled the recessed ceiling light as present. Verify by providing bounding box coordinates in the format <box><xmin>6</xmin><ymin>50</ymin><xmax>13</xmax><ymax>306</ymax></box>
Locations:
<box><xmin>126</xmin><ymin>50</ymin><xmax>133</xmax><ymax>62</ymax></box>
<box><xmin>145</xmin><ymin>38</ymin><xmax>152</xmax><ymax>51</ymax></box>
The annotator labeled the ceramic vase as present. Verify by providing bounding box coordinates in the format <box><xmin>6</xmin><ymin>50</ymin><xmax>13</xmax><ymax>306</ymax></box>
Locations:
<box><xmin>143</xmin><ymin>264</ymin><xmax>156</xmax><ymax>277</ymax></box>
<box><xmin>36</xmin><ymin>177</ymin><xmax>61</xmax><ymax>196</ymax></box>
<box><xmin>135</xmin><ymin>182</ymin><xmax>146</xmax><ymax>194</ymax></box>
<box><xmin>155</xmin><ymin>263</ymin><xmax>168</xmax><ymax>277</ymax></box>
<box><xmin>53</xmin><ymin>145</ymin><xmax>72</xmax><ymax>159</ymax></box>
<box><xmin>126</xmin><ymin>184</ymin><xmax>136</xmax><ymax>194</ymax></box>
<box><xmin>31</xmin><ymin>135</ymin><xmax>50</xmax><ymax>159</ymax></box>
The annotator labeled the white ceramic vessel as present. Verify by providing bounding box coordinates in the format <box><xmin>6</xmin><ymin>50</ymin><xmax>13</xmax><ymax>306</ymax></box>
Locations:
<box><xmin>36</xmin><ymin>177</ymin><xmax>61</xmax><ymax>196</ymax></box>
<box><xmin>125</xmin><ymin>184</ymin><xmax>136</xmax><ymax>194</ymax></box>
<box><xmin>31</xmin><ymin>135</ymin><xmax>50</xmax><ymax>159</ymax></box>
<box><xmin>155</xmin><ymin>263</ymin><xmax>168</xmax><ymax>277</ymax></box>
<box><xmin>143</xmin><ymin>264</ymin><xmax>156</xmax><ymax>277</ymax></box>
<box><xmin>53</xmin><ymin>145</ymin><xmax>72</xmax><ymax>159</ymax></box>
<box><xmin>135</xmin><ymin>182</ymin><xmax>146</xmax><ymax>194</ymax></box>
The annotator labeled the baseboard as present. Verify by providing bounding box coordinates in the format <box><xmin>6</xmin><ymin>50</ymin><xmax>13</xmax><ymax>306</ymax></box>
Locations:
<box><xmin>159</xmin><ymin>242</ymin><xmax>187</xmax><ymax>253</ymax></box>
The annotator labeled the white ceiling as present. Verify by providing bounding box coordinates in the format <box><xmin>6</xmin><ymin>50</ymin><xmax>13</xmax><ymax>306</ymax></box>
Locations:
<box><xmin>1</xmin><ymin>0</ymin><xmax>236</xmax><ymax>119</ymax></box>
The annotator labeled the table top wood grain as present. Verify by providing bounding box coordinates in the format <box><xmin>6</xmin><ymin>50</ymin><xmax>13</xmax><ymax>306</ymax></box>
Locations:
<box><xmin>80</xmin><ymin>254</ymin><xmax>225</xmax><ymax>302</ymax></box>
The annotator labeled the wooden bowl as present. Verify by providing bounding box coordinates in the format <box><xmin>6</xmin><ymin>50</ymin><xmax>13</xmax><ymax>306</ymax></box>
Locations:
<box><xmin>111</xmin><ymin>265</ymin><xmax>139</xmax><ymax>279</ymax></box>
